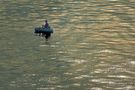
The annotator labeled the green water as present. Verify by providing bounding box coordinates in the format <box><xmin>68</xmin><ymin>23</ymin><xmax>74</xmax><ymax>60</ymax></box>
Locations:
<box><xmin>0</xmin><ymin>0</ymin><xmax>135</xmax><ymax>90</ymax></box>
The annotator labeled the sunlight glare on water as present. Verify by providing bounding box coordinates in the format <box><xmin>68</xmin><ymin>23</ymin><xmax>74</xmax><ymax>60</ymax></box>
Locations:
<box><xmin>0</xmin><ymin>0</ymin><xmax>135</xmax><ymax>90</ymax></box>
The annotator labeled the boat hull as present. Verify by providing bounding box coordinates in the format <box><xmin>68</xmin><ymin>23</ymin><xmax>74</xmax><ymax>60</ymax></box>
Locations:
<box><xmin>34</xmin><ymin>27</ymin><xmax>53</xmax><ymax>34</ymax></box>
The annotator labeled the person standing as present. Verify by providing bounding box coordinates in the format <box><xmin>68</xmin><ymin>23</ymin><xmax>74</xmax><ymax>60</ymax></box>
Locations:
<box><xmin>44</xmin><ymin>20</ymin><xmax>49</xmax><ymax>28</ymax></box>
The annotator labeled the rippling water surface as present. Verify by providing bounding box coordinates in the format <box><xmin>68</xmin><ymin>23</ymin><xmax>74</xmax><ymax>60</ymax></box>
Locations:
<box><xmin>0</xmin><ymin>0</ymin><xmax>135</xmax><ymax>90</ymax></box>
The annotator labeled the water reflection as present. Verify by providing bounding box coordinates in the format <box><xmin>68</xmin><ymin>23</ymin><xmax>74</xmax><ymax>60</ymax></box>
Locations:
<box><xmin>0</xmin><ymin>0</ymin><xmax>135</xmax><ymax>90</ymax></box>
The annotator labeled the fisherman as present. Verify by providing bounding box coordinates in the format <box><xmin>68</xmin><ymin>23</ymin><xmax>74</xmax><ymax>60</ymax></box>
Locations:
<box><xmin>44</xmin><ymin>20</ymin><xmax>49</xmax><ymax>28</ymax></box>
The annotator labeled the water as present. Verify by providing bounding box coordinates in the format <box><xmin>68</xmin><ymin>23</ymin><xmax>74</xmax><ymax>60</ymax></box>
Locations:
<box><xmin>0</xmin><ymin>0</ymin><xmax>135</xmax><ymax>90</ymax></box>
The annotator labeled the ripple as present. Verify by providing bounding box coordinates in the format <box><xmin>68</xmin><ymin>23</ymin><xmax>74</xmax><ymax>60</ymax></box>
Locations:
<box><xmin>67</xmin><ymin>1</ymin><xmax>87</xmax><ymax>4</ymax></box>
<box><xmin>72</xmin><ymin>83</ymin><xmax>81</xmax><ymax>86</ymax></box>
<box><xmin>39</xmin><ymin>45</ymin><xmax>47</xmax><ymax>47</ymax></box>
<box><xmin>107</xmin><ymin>75</ymin><xmax>133</xmax><ymax>79</ymax></box>
<box><xmin>98</xmin><ymin>49</ymin><xmax>114</xmax><ymax>53</ymax></box>
<box><xmin>37</xmin><ymin>87</ymin><xmax>55</xmax><ymax>90</ymax></box>
<box><xmin>1</xmin><ymin>0</ymin><xmax>135</xmax><ymax>90</ymax></box>
<box><xmin>68</xmin><ymin>59</ymin><xmax>87</xmax><ymax>65</ymax></box>
<box><xmin>91</xmin><ymin>78</ymin><xmax>115</xmax><ymax>84</ymax></box>
<box><xmin>107</xmin><ymin>0</ymin><xmax>118</xmax><ymax>1</ymax></box>
<box><xmin>64</xmin><ymin>72</ymin><xmax>73</xmax><ymax>75</ymax></box>
<box><xmin>73</xmin><ymin>75</ymin><xmax>90</xmax><ymax>80</ymax></box>
<box><xmin>91</xmin><ymin>87</ymin><xmax>103</xmax><ymax>90</ymax></box>
<box><xmin>129</xmin><ymin>61</ymin><xmax>135</xmax><ymax>65</ymax></box>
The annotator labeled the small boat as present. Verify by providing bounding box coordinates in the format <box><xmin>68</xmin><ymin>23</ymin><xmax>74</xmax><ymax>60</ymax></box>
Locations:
<box><xmin>34</xmin><ymin>26</ymin><xmax>54</xmax><ymax>40</ymax></box>
<box><xmin>34</xmin><ymin>27</ymin><xmax>53</xmax><ymax>34</ymax></box>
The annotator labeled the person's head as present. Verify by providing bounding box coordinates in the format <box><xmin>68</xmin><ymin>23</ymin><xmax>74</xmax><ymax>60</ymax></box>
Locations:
<box><xmin>45</xmin><ymin>20</ymin><xmax>48</xmax><ymax>23</ymax></box>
